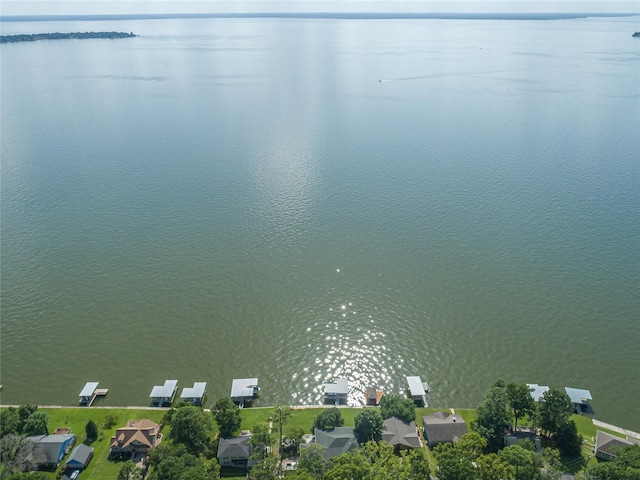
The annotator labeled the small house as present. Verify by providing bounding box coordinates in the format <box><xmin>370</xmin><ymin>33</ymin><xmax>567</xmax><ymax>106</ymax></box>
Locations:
<box><xmin>594</xmin><ymin>430</ymin><xmax>639</xmax><ymax>461</ymax></box>
<box><xmin>217</xmin><ymin>434</ymin><xmax>255</xmax><ymax>469</ymax></box>
<box><xmin>422</xmin><ymin>411</ymin><xmax>468</xmax><ymax>446</ymax></box>
<box><xmin>230</xmin><ymin>378</ymin><xmax>259</xmax><ymax>406</ymax></box>
<box><xmin>25</xmin><ymin>434</ymin><xmax>76</xmax><ymax>468</ymax></box>
<box><xmin>382</xmin><ymin>417</ymin><xmax>421</xmax><ymax>451</ymax></box>
<box><xmin>180</xmin><ymin>382</ymin><xmax>207</xmax><ymax>406</ymax></box>
<box><xmin>66</xmin><ymin>443</ymin><xmax>93</xmax><ymax>470</ymax></box>
<box><xmin>323</xmin><ymin>378</ymin><xmax>348</xmax><ymax>405</ymax></box>
<box><xmin>149</xmin><ymin>380</ymin><xmax>178</xmax><ymax>406</ymax></box>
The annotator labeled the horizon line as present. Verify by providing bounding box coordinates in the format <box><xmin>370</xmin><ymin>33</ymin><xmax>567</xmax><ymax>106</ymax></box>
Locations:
<box><xmin>2</xmin><ymin>12</ymin><xmax>639</xmax><ymax>22</ymax></box>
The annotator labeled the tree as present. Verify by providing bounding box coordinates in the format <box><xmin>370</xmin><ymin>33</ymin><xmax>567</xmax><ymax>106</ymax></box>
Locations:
<box><xmin>536</xmin><ymin>389</ymin><xmax>573</xmax><ymax>436</ymax></box>
<box><xmin>554</xmin><ymin>420</ymin><xmax>582</xmax><ymax>458</ymax></box>
<box><xmin>541</xmin><ymin>447</ymin><xmax>564</xmax><ymax>480</ymax></box>
<box><xmin>22</xmin><ymin>411</ymin><xmax>49</xmax><ymax>436</ymax></box>
<box><xmin>404</xmin><ymin>448</ymin><xmax>431</xmax><ymax>479</ymax></box>
<box><xmin>354</xmin><ymin>409</ymin><xmax>383</xmax><ymax>444</ymax></box>
<box><xmin>324</xmin><ymin>450</ymin><xmax>370</xmax><ymax>480</ymax></box>
<box><xmin>104</xmin><ymin>413</ymin><xmax>119</xmax><ymax>429</ymax></box>
<box><xmin>475</xmin><ymin>452</ymin><xmax>514</xmax><ymax>480</ymax></box>
<box><xmin>248</xmin><ymin>454</ymin><xmax>282</xmax><ymax>480</ymax></box>
<box><xmin>117</xmin><ymin>460</ymin><xmax>144</xmax><ymax>480</ymax></box>
<box><xmin>312</xmin><ymin>408</ymin><xmax>344</xmax><ymax>431</ymax></box>
<box><xmin>250</xmin><ymin>422</ymin><xmax>272</xmax><ymax>459</ymax></box>
<box><xmin>433</xmin><ymin>442</ymin><xmax>476</xmax><ymax>480</ymax></box>
<box><xmin>379</xmin><ymin>395</ymin><xmax>416</xmax><ymax>423</ymax></box>
<box><xmin>149</xmin><ymin>453</ymin><xmax>201</xmax><ymax>480</ymax></box>
<box><xmin>456</xmin><ymin>432</ymin><xmax>487</xmax><ymax>461</ymax></box>
<box><xmin>507</xmin><ymin>382</ymin><xmax>535</xmax><ymax>429</ymax></box>
<box><xmin>498</xmin><ymin>444</ymin><xmax>542</xmax><ymax>480</ymax></box>
<box><xmin>17</xmin><ymin>404</ymin><xmax>37</xmax><ymax>432</ymax></box>
<box><xmin>0</xmin><ymin>408</ymin><xmax>20</xmax><ymax>437</ymax></box>
<box><xmin>282</xmin><ymin>427</ymin><xmax>305</xmax><ymax>456</ymax></box>
<box><xmin>212</xmin><ymin>397</ymin><xmax>242</xmax><ymax>438</ymax></box>
<box><xmin>0</xmin><ymin>434</ymin><xmax>37</xmax><ymax>474</ymax></box>
<box><xmin>591</xmin><ymin>444</ymin><xmax>640</xmax><ymax>480</ymax></box>
<box><xmin>85</xmin><ymin>420</ymin><xmax>98</xmax><ymax>441</ymax></box>
<box><xmin>270</xmin><ymin>404</ymin><xmax>292</xmax><ymax>458</ymax></box>
<box><xmin>474</xmin><ymin>381</ymin><xmax>511</xmax><ymax>452</ymax></box>
<box><xmin>170</xmin><ymin>405</ymin><xmax>213</xmax><ymax>456</ymax></box>
<box><xmin>298</xmin><ymin>444</ymin><xmax>326</xmax><ymax>479</ymax></box>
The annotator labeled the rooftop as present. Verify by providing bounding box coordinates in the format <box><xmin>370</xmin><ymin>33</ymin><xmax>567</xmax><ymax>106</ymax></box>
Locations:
<box><xmin>231</xmin><ymin>378</ymin><xmax>259</xmax><ymax>398</ymax></box>
<box><xmin>324</xmin><ymin>378</ymin><xmax>348</xmax><ymax>395</ymax></box>
<box><xmin>564</xmin><ymin>387</ymin><xmax>592</xmax><ymax>404</ymax></box>
<box><xmin>181</xmin><ymin>382</ymin><xmax>207</xmax><ymax>399</ymax></box>
<box><xmin>150</xmin><ymin>380</ymin><xmax>178</xmax><ymax>398</ymax></box>
<box><xmin>406</xmin><ymin>376</ymin><xmax>426</xmax><ymax>396</ymax></box>
<box><xmin>79</xmin><ymin>382</ymin><xmax>99</xmax><ymax>398</ymax></box>
<box><xmin>527</xmin><ymin>383</ymin><xmax>550</xmax><ymax>402</ymax></box>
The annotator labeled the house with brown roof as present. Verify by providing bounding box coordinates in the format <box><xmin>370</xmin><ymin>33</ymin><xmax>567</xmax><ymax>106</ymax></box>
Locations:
<box><xmin>109</xmin><ymin>419</ymin><xmax>162</xmax><ymax>458</ymax></box>
<box><xmin>422</xmin><ymin>411</ymin><xmax>468</xmax><ymax>446</ymax></box>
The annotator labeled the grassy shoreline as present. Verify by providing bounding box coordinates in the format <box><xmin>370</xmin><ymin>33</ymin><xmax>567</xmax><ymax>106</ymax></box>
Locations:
<box><xmin>1</xmin><ymin>404</ymin><xmax>633</xmax><ymax>479</ymax></box>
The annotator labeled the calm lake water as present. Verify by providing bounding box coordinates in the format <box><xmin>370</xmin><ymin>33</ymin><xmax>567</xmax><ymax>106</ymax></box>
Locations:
<box><xmin>1</xmin><ymin>15</ymin><xmax>639</xmax><ymax>430</ymax></box>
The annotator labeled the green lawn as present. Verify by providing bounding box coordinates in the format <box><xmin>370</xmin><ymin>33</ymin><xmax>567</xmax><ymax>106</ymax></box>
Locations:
<box><xmin>2</xmin><ymin>405</ymin><xmax>632</xmax><ymax>479</ymax></box>
<box><xmin>41</xmin><ymin>407</ymin><xmax>166</xmax><ymax>480</ymax></box>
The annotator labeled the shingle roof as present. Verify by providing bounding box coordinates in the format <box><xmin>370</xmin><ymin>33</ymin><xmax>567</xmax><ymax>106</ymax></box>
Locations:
<box><xmin>109</xmin><ymin>419</ymin><xmax>160</xmax><ymax>450</ymax></box>
<box><xmin>382</xmin><ymin>417</ymin><xmax>421</xmax><ymax>449</ymax></box>
<box><xmin>217</xmin><ymin>435</ymin><xmax>252</xmax><ymax>459</ymax></box>
<box><xmin>422</xmin><ymin>412</ymin><xmax>468</xmax><ymax>445</ymax></box>
<box><xmin>595</xmin><ymin>430</ymin><xmax>636</xmax><ymax>459</ymax></box>
<box><xmin>313</xmin><ymin>427</ymin><xmax>358</xmax><ymax>459</ymax></box>
<box><xmin>66</xmin><ymin>444</ymin><xmax>93</xmax><ymax>467</ymax></box>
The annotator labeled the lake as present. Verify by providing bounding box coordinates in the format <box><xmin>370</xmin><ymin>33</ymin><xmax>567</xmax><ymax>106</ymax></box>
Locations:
<box><xmin>1</xmin><ymin>14</ymin><xmax>639</xmax><ymax>431</ymax></box>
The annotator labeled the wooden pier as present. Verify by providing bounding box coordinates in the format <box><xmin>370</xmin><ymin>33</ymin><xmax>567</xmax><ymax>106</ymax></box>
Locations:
<box><xmin>79</xmin><ymin>382</ymin><xmax>109</xmax><ymax>406</ymax></box>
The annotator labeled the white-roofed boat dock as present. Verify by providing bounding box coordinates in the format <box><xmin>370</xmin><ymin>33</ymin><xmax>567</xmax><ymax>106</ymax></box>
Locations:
<box><xmin>406</xmin><ymin>376</ymin><xmax>429</xmax><ymax>407</ymax></box>
<box><xmin>230</xmin><ymin>378</ymin><xmax>259</xmax><ymax>406</ymax></box>
<box><xmin>79</xmin><ymin>382</ymin><xmax>108</xmax><ymax>406</ymax></box>
<box><xmin>180</xmin><ymin>382</ymin><xmax>207</xmax><ymax>406</ymax></box>
<box><xmin>150</xmin><ymin>380</ymin><xmax>178</xmax><ymax>407</ymax></box>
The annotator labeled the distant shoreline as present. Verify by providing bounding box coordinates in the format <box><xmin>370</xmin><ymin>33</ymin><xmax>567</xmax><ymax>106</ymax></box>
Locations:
<box><xmin>0</xmin><ymin>31</ymin><xmax>137</xmax><ymax>43</ymax></box>
<box><xmin>1</xmin><ymin>12</ymin><xmax>638</xmax><ymax>22</ymax></box>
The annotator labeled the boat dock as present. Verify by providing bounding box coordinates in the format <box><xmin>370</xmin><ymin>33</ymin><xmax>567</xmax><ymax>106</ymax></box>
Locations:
<box><xmin>79</xmin><ymin>382</ymin><xmax>108</xmax><ymax>406</ymax></box>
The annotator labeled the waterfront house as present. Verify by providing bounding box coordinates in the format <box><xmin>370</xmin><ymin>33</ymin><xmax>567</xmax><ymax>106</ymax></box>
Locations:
<box><xmin>109</xmin><ymin>419</ymin><xmax>162</xmax><ymax>458</ymax></box>
<box><xmin>25</xmin><ymin>434</ymin><xmax>75</xmax><ymax>468</ymax></box>
<box><xmin>66</xmin><ymin>443</ymin><xmax>93</xmax><ymax>470</ymax></box>
<box><xmin>230</xmin><ymin>378</ymin><xmax>259</xmax><ymax>406</ymax></box>
<box><xmin>382</xmin><ymin>417</ymin><xmax>421</xmax><ymax>451</ymax></box>
<box><xmin>217</xmin><ymin>434</ymin><xmax>256</xmax><ymax>469</ymax></box>
<box><xmin>594</xmin><ymin>430</ymin><xmax>639</xmax><ymax>461</ymax></box>
<box><xmin>422</xmin><ymin>411</ymin><xmax>468</xmax><ymax>446</ymax></box>
<box><xmin>526</xmin><ymin>383</ymin><xmax>549</xmax><ymax>402</ymax></box>
<box><xmin>180</xmin><ymin>382</ymin><xmax>207</xmax><ymax>406</ymax></box>
<box><xmin>301</xmin><ymin>427</ymin><xmax>358</xmax><ymax>460</ymax></box>
<box><xmin>323</xmin><ymin>378</ymin><xmax>348</xmax><ymax>405</ymax></box>
<box><xmin>149</xmin><ymin>380</ymin><xmax>178</xmax><ymax>406</ymax></box>
<box><xmin>564</xmin><ymin>387</ymin><xmax>593</xmax><ymax>414</ymax></box>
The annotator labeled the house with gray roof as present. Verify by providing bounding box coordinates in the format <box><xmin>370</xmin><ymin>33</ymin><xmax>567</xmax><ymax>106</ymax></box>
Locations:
<box><xmin>594</xmin><ymin>430</ymin><xmax>639</xmax><ymax>461</ymax></box>
<box><xmin>26</xmin><ymin>434</ymin><xmax>75</xmax><ymax>468</ymax></box>
<box><xmin>66</xmin><ymin>443</ymin><xmax>93</xmax><ymax>469</ymax></box>
<box><xmin>382</xmin><ymin>417</ymin><xmax>421</xmax><ymax>451</ymax></box>
<box><xmin>301</xmin><ymin>427</ymin><xmax>359</xmax><ymax>460</ymax></box>
<box><xmin>422</xmin><ymin>411</ymin><xmax>468</xmax><ymax>446</ymax></box>
<box><xmin>217</xmin><ymin>434</ymin><xmax>256</xmax><ymax>469</ymax></box>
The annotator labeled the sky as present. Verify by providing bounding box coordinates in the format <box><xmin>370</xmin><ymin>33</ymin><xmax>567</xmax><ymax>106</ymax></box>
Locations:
<box><xmin>1</xmin><ymin>0</ymin><xmax>639</xmax><ymax>16</ymax></box>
